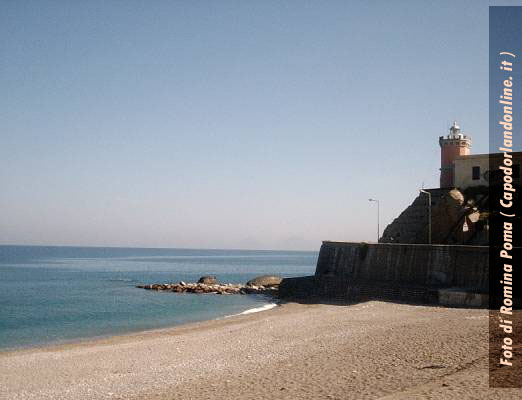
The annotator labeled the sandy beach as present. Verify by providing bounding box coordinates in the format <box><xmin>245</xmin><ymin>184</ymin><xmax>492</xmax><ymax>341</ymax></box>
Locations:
<box><xmin>1</xmin><ymin>300</ymin><xmax>520</xmax><ymax>400</ymax></box>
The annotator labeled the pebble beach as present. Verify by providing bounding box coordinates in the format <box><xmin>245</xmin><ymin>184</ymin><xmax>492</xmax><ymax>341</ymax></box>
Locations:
<box><xmin>1</xmin><ymin>300</ymin><xmax>521</xmax><ymax>400</ymax></box>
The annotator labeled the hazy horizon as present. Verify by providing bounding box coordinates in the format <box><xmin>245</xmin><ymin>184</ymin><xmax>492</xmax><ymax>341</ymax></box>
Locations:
<box><xmin>1</xmin><ymin>1</ymin><xmax>514</xmax><ymax>250</ymax></box>
<box><xmin>0</xmin><ymin>242</ymin><xmax>318</xmax><ymax>252</ymax></box>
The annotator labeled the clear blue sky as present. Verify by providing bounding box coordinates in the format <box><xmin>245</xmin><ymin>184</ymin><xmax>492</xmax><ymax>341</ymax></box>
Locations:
<box><xmin>1</xmin><ymin>1</ymin><xmax>518</xmax><ymax>250</ymax></box>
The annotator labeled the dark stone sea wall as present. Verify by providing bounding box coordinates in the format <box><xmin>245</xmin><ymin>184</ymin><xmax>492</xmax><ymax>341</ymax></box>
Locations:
<box><xmin>315</xmin><ymin>241</ymin><xmax>489</xmax><ymax>291</ymax></box>
<box><xmin>278</xmin><ymin>276</ymin><xmax>440</xmax><ymax>304</ymax></box>
<box><xmin>279</xmin><ymin>241</ymin><xmax>490</xmax><ymax>306</ymax></box>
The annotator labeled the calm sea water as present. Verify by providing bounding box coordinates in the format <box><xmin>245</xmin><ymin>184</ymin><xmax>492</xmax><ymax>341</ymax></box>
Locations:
<box><xmin>0</xmin><ymin>245</ymin><xmax>317</xmax><ymax>350</ymax></box>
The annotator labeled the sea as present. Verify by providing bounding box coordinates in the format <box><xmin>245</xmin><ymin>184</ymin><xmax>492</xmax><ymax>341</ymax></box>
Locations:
<box><xmin>0</xmin><ymin>245</ymin><xmax>317</xmax><ymax>350</ymax></box>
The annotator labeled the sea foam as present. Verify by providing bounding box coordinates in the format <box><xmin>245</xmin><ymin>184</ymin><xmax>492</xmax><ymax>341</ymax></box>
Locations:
<box><xmin>224</xmin><ymin>303</ymin><xmax>278</xmax><ymax>318</ymax></box>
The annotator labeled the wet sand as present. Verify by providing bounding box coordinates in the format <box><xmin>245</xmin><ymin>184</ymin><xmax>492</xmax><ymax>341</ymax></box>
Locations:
<box><xmin>1</xmin><ymin>301</ymin><xmax>520</xmax><ymax>400</ymax></box>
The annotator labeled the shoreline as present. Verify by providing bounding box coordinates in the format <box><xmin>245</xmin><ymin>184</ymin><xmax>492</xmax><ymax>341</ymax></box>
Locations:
<box><xmin>0</xmin><ymin>299</ymin><xmax>281</xmax><ymax>355</ymax></box>
<box><xmin>1</xmin><ymin>301</ymin><xmax>521</xmax><ymax>400</ymax></box>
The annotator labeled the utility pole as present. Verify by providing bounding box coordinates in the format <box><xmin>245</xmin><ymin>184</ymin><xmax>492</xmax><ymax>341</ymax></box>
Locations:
<box><xmin>419</xmin><ymin>189</ymin><xmax>432</xmax><ymax>244</ymax></box>
<box><xmin>368</xmin><ymin>198</ymin><xmax>380</xmax><ymax>243</ymax></box>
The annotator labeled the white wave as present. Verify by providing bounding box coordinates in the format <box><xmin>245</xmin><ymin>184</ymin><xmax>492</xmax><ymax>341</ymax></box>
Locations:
<box><xmin>224</xmin><ymin>303</ymin><xmax>278</xmax><ymax>318</ymax></box>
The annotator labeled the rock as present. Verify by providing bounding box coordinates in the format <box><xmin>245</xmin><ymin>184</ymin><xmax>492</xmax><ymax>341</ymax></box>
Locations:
<box><xmin>246</xmin><ymin>275</ymin><xmax>283</xmax><ymax>287</ymax></box>
<box><xmin>380</xmin><ymin>188</ymin><xmax>481</xmax><ymax>244</ymax></box>
<box><xmin>448</xmin><ymin>188</ymin><xmax>464</xmax><ymax>205</ymax></box>
<box><xmin>468</xmin><ymin>210</ymin><xmax>480</xmax><ymax>223</ymax></box>
<box><xmin>136</xmin><ymin>278</ymin><xmax>280</xmax><ymax>296</ymax></box>
<box><xmin>198</xmin><ymin>276</ymin><xmax>218</xmax><ymax>285</ymax></box>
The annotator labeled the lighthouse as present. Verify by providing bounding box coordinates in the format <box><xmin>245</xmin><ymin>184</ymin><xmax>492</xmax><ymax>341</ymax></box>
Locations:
<box><xmin>439</xmin><ymin>121</ymin><xmax>472</xmax><ymax>188</ymax></box>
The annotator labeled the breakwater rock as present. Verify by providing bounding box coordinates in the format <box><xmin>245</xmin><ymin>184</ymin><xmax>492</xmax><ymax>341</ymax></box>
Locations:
<box><xmin>246</xmin><ymin>275</ymin><xmax>283</xmax><ymax>287</ymax></box>
<box><xmin>136</xmin><ymin>281</ymin><xmax>278</xmax><ymax>295</ymax></box>
<box><xmin>197</xmin><ymin>276</ymin><xmax>217</xmax><ymax>284</ymax></box>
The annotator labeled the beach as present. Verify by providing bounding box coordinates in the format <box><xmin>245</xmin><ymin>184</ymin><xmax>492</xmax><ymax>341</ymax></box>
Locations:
<box><xmin>1</xmin><ymin>300</ymin><xmax>520</xmax><ymax>400</ymax></box>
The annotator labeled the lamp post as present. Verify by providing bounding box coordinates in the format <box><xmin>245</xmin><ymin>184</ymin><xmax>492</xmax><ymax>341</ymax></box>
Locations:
<box><xmin>419</xmin><ymin>189</ymin><xmax>432</xmax><ymax>244</ymax></box>
<box><xmin>368</xmin><ymin>198</ymin><xmax>380</xmax><ymax>243</ymax></box>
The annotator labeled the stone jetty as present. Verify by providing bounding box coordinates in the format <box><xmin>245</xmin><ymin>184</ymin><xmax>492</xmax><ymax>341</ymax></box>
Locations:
<box><xmin>136</xmin><ymin>276</ymin><xmax>282</xmax><ymax>296</ymax></box>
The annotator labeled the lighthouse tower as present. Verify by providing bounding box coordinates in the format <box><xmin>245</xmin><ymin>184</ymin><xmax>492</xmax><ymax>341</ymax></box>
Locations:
<box><xmin>439</xmin><ymin>121</ymin><xmax>472</xmax><ymax>188</ymax></box>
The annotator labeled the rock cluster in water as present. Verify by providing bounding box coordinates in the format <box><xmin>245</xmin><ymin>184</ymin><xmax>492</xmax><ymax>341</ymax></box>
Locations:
<box><xmin>246</xmin><ymin>275</ymin><xmax>283</xmax><ymax>287</ymax></box>
<box><xmin>136</xmin><ymin>275</ymin><xmax>282</xmax><ymax>295</ymax></box>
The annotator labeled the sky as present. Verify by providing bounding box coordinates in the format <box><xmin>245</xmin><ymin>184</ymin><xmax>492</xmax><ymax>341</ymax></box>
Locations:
<box><xmin>1</xmin><ymin>0</ymin><xmax>520</xmax><ymax>250</ymax></box>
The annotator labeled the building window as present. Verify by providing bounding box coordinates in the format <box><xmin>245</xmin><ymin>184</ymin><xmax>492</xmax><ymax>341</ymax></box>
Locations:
<box><xmin>472</xmin><ymin>166</ymin><xmax>480</xmax><ymax>180</ymax></box>
<box><xmin>514</xmin><ymin>164</ymin><xmax>520</xmax><ymax>179</ymax></box>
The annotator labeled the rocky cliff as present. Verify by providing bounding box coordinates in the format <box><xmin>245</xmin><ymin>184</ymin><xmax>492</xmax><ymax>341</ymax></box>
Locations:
<box><xmin>380</xmin><ymin>188</ymin><xmax>485</xmax><ymax>245</ymax></box>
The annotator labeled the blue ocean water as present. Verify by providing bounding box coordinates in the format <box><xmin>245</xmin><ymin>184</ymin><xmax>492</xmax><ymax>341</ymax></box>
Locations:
<box><xmin>0</xmin><ymin>246</ymin><xmax>317</xmax><ymax>350</ymax></box>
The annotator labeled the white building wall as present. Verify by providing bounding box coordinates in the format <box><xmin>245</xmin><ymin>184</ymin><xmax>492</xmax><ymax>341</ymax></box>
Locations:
<box><xmin>453</xmin><ymin>155</ymin><xmax>489</xmax><ymax>189</ymax></box>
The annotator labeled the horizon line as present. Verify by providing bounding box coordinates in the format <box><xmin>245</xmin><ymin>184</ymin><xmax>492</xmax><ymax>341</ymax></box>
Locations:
<box><xmin>0</xmin><ymin>242</ymin><xmax>320</xmax><ymax>253</ymax></box>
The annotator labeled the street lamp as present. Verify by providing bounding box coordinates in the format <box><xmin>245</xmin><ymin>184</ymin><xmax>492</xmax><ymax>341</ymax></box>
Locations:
<box><xmin>419</xmin><ymin>189</ymin><xmax>432</xmax><ymax>244</ymax></box>
<box><xmin>368</xmin><ymin>198</ymin><xmax>380</xmax><ymax>243</ymax></box>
